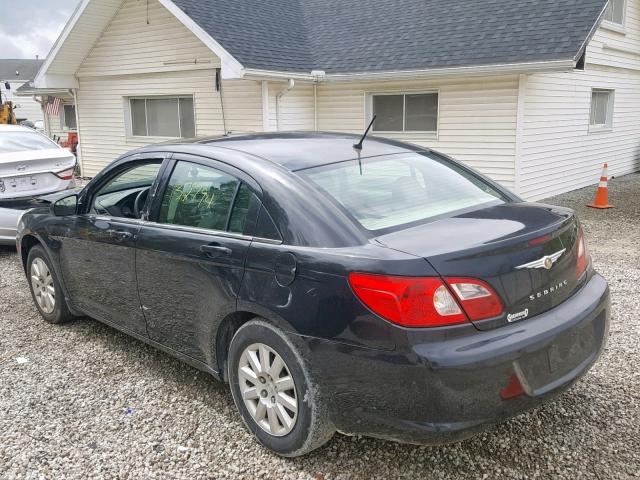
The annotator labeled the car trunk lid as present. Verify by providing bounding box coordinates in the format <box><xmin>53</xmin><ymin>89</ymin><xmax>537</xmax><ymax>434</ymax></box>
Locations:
<box><xmin>375</xmin><ymin>202</ymin><xmax>585</xmax><ymax>330</ymax></box>
<box><xmin>0</xmin><ymin>148</ymin><xmax>75</xmax><ymax>178</ymax></box>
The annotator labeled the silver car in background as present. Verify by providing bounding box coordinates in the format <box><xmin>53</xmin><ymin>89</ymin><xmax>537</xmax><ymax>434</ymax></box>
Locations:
<box><xmin>0</xmin><ymin>125</ymin><xmax>76</xmax><ymax>245</ymax></box>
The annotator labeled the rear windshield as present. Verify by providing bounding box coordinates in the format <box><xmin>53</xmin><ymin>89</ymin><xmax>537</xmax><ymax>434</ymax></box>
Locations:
<box><xmin>0</xmin><ymin>131</ymin><xmax>58</xmax><ymax>153</ymax></box>
<box><xmin>298</xmin><ymin>153</ymin><xmax>506</xmax><ymax>232</ymax></box>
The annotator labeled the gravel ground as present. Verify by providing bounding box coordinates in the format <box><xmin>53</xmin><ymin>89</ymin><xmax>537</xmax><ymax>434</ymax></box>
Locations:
<box><xmin>1</xmin><ymin>174</ymin><xmax>639</xmax><ymax>480</ymax></box>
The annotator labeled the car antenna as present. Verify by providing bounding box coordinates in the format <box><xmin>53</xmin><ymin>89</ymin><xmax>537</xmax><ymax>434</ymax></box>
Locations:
<box><xmin>353</xmin><ymin>115</ymin><xmax>376</xmax><ymax>152</ymax></box>
<box><xmin>354</xmin><ymin>115</ymin><xmax>376</xmax><ymax>175</ymax></box>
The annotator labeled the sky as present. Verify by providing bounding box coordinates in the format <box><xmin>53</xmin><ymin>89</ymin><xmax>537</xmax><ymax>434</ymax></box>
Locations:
<box><xmin>0</xmin><ymin>0</ymin><xmax>81</xmax><ymax>59</ymax></box>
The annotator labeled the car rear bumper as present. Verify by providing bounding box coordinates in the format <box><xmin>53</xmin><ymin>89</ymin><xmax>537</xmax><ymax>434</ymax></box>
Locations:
<box><xmin>305</xmin><ymin>272</ymin><xmax>610</xmax><ymax>445</ymax></box>
<box><xmin>0</xmin><ymin>207</ymin><xmax>23</xmax><ymax>246</ymax></box>
<box><xmin>0</xmin><ymin>182</ymin><xmax>77</xmax><ymax>246</ymax></box>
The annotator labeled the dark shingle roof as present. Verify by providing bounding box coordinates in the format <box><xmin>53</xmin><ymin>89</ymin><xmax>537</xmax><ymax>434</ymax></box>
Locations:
<box><xmin>0</xmin><ymin>59</ymin><xmax>45</xmax><ymax>81</ymax></box>
<box><xmin>171</xmin><ymin>0</ymin><xmax>607</xmax><ymax>74</ymax></box>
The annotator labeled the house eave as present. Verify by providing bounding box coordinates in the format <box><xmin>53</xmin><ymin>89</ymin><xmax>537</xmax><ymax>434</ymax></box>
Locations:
<box><xmin>242</xmin><ymin>59</ymin><xmax>577</xmax><ymax>83</ymax></box>
<box><xmin>14</xmin><ymin>87</ymin><xmax>72</xmax><ymax>97</ymax></box>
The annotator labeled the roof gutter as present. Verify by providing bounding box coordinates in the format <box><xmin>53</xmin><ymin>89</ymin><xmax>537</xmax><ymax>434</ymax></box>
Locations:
<box><xmin>242</xmin><ymin>59</ymin><xmax>577</xmax><ymax>83</ymax></box>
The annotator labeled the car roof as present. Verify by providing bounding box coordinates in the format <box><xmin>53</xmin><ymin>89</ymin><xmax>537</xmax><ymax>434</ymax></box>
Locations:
<box><xmin>0</xmin><ymin>125</ymin><xmax>37</xmax><ymax>133</ymax></box>
<box><xmin>155</xmin><ymin>132</ymin><xmax>426</xmax><ymax>171</ymax></box>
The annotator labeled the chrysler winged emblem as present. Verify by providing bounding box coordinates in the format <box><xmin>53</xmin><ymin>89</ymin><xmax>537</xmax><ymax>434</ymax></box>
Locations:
<box><xmin>516</xmin><ymin>249</ymin><xmax>566</xmax><ymax>271</ymax></box>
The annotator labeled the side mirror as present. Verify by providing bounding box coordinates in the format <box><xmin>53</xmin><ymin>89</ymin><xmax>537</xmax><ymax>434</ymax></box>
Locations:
<box><xmin>53</xmin><ymin>194</ymin><xmax>78</xmax><ymax>216</ymax></box>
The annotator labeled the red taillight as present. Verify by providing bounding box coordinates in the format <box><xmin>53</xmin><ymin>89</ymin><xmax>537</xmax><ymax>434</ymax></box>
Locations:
<box><xmin>348</xmin><ymin>273</ymin><xmax>468</xmax><ymax>328</ymax></box>
<box><xmin>55</xmin><ymin>166</ymin><xmax>75</xmax><ymax>180</ymax></box>
<box><xmin>576</xmin><ymin>228</ymin><xmax>589</xmax><ymax>278</ymax></box>
<box><xmin>444</xmin><ymin>277</ymin><xmax>504</xmax><ymax>321</ymax></box>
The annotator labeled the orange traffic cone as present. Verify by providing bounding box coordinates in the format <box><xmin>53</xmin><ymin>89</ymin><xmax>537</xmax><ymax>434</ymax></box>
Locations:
<box><xmin>587</xmin><ymin>163</ymin><xmax>614</xmax><ymax>209</ymax></box>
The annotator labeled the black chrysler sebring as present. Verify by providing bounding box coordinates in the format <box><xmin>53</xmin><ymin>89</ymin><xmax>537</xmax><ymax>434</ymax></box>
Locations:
<box><xmin>16</xmin><ymin>133</ymin><xmax>609</xmax><ymax>456</ymax></box>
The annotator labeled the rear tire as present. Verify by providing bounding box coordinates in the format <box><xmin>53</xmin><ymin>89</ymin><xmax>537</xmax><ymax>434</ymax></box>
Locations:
<box><xmin>26</xmin><ymin>245</ymin><xmax>74</xmax><ymax>324</ymax></box>
<box><xmin>228</xmin><ymin>319</ymin><xmax>334</xmax><ymax>457</ymax></box>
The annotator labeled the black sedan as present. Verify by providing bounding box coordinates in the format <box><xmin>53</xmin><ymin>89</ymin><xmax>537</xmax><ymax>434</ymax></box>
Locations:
<box><xmin>16</xmin><ymin>133</ymin><xmax>610</xmax><ymax>457</ymax></box>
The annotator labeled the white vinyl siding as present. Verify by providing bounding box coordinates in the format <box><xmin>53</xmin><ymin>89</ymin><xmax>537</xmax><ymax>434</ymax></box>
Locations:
<box><xmin>47</xmin><ymin>0</ymin><xmax>124</xmax><ymax>76</ymax></box>
<box><xmin>587</xmin><ymin>0</ymin><xmax>639</xmax><ymax>70</ymax></box>
<box><xmin>316</xmin><ymin>76</ymin><xmax>519</xmax><ymax>189</ymax></box>
<box><xmin>266</xmin><ymin>82</ymin><xmax>315</xmax><ymax>131</ymax></box>
<box><xmin>76</xmin><ymin>72</ymin><xmax>263</xmax><ymax>177</ymax></box>
<box><xmin>76</xmin><ymin>0</ymin><xmax>218</xmax><ymax>78</ymax></box>
<box><xmin>519</xmin><ymin>66</ymin><xmax>640</xmax><ymax>200</ymax></box>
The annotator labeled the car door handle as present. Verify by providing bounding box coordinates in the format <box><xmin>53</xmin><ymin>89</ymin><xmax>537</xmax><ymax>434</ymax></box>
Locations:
<box><xmin>108</xmin><ymin>229</ymin><xmax>133</xmax><ymax>241</ymax></box>
<box><xmin>200</xmin><ymin>244</ymin><xmax>232</xmax><ymax>257</ymax></box>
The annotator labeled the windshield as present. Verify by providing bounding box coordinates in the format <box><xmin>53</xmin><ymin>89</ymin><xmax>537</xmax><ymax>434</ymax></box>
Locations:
<box><xmin>298</xmin><ymin>153</ymin><xmax>506</xmax><ymax>232</ymax></box>
<box><xmin>0</xmin><ymin>131</ymin><xmax>58</xmax><ymax>153</ymax></box>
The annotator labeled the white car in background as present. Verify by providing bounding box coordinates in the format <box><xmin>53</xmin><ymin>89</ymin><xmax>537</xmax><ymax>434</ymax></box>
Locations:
<box><xmin>0</xmin><ymin>125</ymin><xmax>77</xmax><ymax>245</ymax></box>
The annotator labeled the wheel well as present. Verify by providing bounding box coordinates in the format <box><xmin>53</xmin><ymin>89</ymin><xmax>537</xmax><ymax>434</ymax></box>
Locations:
<box><xmin>20</xmin><ymin>235</ymin><xmax>41</xmax><ymax>270</ymax></box>
<box><xmin>215</xmin><ymin>311</ymin><xmax>257</xmax><ymax>381</ymax></box>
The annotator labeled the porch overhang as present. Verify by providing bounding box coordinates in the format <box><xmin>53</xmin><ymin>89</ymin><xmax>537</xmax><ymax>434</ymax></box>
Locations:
<box><xmin>33</xmin><ymin>74</ymin><xmax>78</xmax><ymax>90</ymax></box>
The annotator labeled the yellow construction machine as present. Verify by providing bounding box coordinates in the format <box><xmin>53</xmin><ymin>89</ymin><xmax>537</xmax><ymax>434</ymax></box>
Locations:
<box><xmin>1</xmin><ymin>82</ymin><xmax>17</xmax><ymax>125</ymax></box>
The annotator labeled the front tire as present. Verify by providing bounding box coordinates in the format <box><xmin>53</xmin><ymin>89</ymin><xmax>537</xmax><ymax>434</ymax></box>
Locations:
<box><xmin>228</xmin><ymin>319</ymin><xmax>334</xmax><ymax>457</ymax></box>
<box><xmin>27</xmin><ymin>245</ymin><xmax>74</xmax><ymax>324</ymax></box>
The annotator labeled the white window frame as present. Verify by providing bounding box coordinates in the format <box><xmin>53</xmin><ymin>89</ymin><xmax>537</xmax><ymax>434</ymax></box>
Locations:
<box><xmin>125</xmin><ymin>95</ymin><xmax>196</xmax><ymax>139</ymax></box>
<box><xmin>365</xmin><ymin>90</ymin><xmax>440</xmax><ymax>136</ymax></box>
<box><xmin>589</xmin><ymin>88</ymin><xmax>615</xmax><ymax>132</ymax></box>
<box><xmin>60</xmin><ymin>103</ymin><xmax>77</xmax><ymax>131</ymax></box>
<box><xmin>602</xmin><ymin>0</ymin><xmax>627</xmax><ymax>31</ymax></box>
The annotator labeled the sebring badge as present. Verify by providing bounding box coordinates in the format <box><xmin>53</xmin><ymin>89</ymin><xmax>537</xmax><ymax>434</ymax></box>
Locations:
<box><xmin>516</xmin><ymin>249</ymin><xmax>566</xmax><ymax>271</ymax></box>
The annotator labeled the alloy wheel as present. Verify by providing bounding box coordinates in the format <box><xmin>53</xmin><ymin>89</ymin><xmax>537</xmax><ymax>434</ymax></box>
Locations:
<box><xmin>238</xmin><ymin>343</ymin><xmax>298</xmax><ymax>436</ymax></box>
<box><xmin>31</xmin><ymin>257</ymin><xmax>55</xmax><ymax>314</ymax></box>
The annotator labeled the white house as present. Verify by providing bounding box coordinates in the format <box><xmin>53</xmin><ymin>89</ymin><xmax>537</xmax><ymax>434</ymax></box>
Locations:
<box><xmin>32</xmin><ymin>0</ymin><xmax>640</xmax><ymax>200</ymax></box>
<box><xmin>0</xmin><ymin>59</ymin><xmax>45</xmax><ymax>124</ymax></box>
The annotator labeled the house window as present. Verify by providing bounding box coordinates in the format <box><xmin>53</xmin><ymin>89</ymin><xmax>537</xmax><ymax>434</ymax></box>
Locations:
<box><xmin>61</xmin><ymin>104</ymin><xmax>76</xmax><ymax>130</ymax></box>
<box><xmin>371</xmin><ymin>92</ymin><xmax>438</xmax><ymax>132</ymax></box>
<box><xmin>604</xmin><ymin>0</ymin><xmax>625</xmax><ymax>25</ymax></box>
<box><xmin>590</xmin><ymin>89</ymin><xmax>614</xmax><ymax>129</ymax></box>
<box><xmin>129</xmin><ymin>96</ymin><xmax>195</xmax><ymax>138</ymax></box>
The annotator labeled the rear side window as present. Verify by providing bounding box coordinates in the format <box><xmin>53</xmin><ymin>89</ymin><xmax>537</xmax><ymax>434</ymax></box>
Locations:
<box><xmin>158</xmin><ymin>161</ymin><xmax>252</xmax><ymax>234</ymax></box>
<box><xmin>228</xmin><ymin>184</ymin><xmax>252</xmax><ymax>234</ymax></box>
<box><xmin>0</xmin><ymin>131</ymin><xmax>58</xmax><ymax>153</ymax></box>
<box><xmin>298</xmin><ymin>153</ymin><xmax>505</xmax><ymax>232</ymax></box>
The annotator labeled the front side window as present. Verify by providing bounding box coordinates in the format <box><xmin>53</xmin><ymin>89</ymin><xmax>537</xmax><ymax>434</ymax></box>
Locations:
<box><xmin>299</xmin><ymin>153</ymin><xmax>504</xmax><ymax>232</ymax></box>
<box><xmin>158</xmin><ymin>161</ymin><xmax>251</xmax><ymax>233</ymax></box>
<box><xmin>61</xmin><ymin>104</ymin><xmax>76</xmax><ymax>130</ymax></box>
<box><xmin>590</xmin><ymin>89</ymin><xmax>614</xmax><ymax>129</ymax></box>
<box><xmin>91</xmin><ymin>162</ymin><xmax>162</xmax><ymax>218</ymax></box>
<box><xmin>0</xmin><ymin>131</ymin><xmax>58</xmax><ymax>153</ymax></box>
<box><xmin>129</xmin><ymin>97</ymin><xmax>195</xmax><ymax>138</ymax></box>
<box><xmin>371</xmin><ymin>92</ymin><xmax>438</xmax><ymax>132</ymax></box>
<box><xmin>604</xmin><ymin>0</ymin><xmax>625</xmax><ymax>25</ymax></box>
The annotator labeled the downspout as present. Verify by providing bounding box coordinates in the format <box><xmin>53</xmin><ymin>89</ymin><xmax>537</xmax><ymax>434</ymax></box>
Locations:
<box><xmin>41</xmin><ymin>97</ymin><xmax>52</xmax><ymax>138</ymax></box>
<box><xmin>514</xmin><ymin>74</ymin><xmax>528</xmax><ymax>196</ymax></box>
<box><xmin>313</xmin><ymin>83</ymin><xmax>318</xmax><ymax>132</ymax></box>
<box><xmin>71</xmin><ymin>88</ymin><xmax>84</xmax><ymax>177</ymax></box>
<box><xmin>310</xmin><ymin>71</ymin><xmax>325</xmax><ymax>132</ymax></box>
<box><xmin>275</xmin><ymin>79</ymin><xmax>295</xmax><ymax>132</ymax></box>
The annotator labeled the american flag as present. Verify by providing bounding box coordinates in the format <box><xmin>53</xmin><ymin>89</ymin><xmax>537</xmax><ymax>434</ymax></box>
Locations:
<box><xmin>44</xmin><ymin>97</ymin><xmax>61</xmax><ymax>116</ymax></box>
